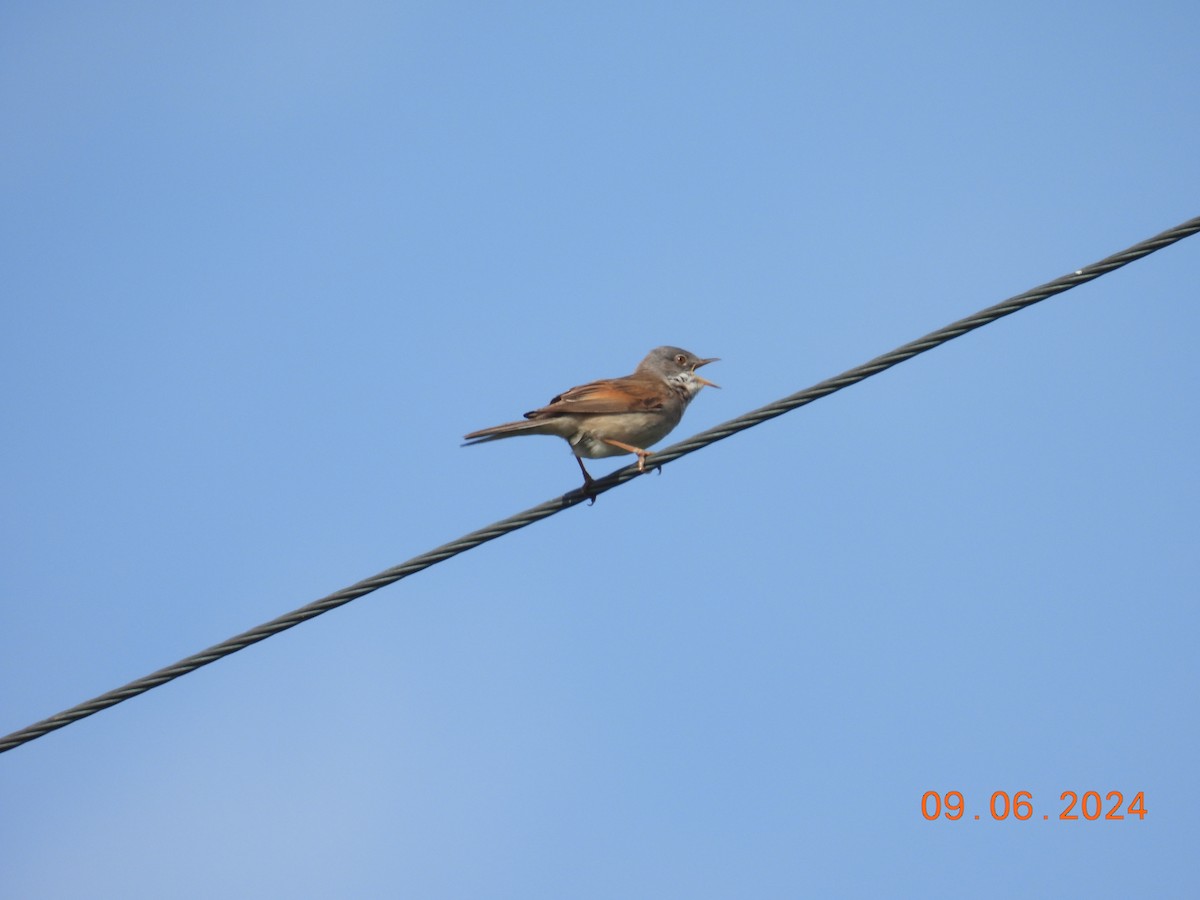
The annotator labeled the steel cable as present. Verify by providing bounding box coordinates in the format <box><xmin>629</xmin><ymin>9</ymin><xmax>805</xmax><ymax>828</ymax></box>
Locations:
<box><xmin>3</xmin><ymin>214</ymin><xmax>1197</xmax><ymax>755</ymax></box>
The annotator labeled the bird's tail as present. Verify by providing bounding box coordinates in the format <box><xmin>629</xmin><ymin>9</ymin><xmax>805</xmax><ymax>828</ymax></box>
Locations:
<box><xmin>462</xmin><ymin>419</ymin><xmax>557</xmax><ymax>447</ymax></box>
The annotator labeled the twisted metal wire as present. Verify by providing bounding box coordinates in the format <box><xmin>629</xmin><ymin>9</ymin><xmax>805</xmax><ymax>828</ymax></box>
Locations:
<box><xmin>3</xmin><ymin>215</ymin><xmax>1198</xmax><ymax>755</ymax></box>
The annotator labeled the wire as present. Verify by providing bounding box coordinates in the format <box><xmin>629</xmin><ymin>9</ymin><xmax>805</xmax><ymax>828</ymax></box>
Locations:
<box><xmin>3</xmin><ymin>215</ymin><xmax>1198</xmax><ymax>755</ymax></box>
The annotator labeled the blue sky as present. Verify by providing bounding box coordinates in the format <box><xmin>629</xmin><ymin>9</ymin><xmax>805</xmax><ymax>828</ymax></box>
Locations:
<box><xmin>2</xmin><ymin>2</ymin><xmax>1197</xmax><ymax>897</ymax></box>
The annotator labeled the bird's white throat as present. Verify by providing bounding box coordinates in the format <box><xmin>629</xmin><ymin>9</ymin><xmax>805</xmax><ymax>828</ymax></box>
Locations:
<box><xmin>669</xmin><ymin>371</ymin><xmax>709</xmax><ymax>401</ymax></box>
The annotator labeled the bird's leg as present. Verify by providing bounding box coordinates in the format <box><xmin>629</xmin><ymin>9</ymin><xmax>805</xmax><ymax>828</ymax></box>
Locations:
<box><xmin>600</xmin><ymin>438</ymin><xmax>652</xmax><ymax>472</ymax></box>
<box><xmin>574</xmin><ymin>455</ymin><xmax>598</xmax><ymax>504</ymax></box>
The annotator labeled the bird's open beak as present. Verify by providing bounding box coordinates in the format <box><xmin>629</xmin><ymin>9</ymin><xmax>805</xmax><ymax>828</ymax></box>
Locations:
<box><xmin>693</xmin><ymin>357</ymin><xmax>720</xmax><ymax>388</ymax></box>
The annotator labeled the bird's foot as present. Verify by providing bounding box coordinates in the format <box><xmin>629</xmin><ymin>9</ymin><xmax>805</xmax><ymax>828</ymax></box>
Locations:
<box><xmin>599</xmin><ymin>438</ymin><xmax>652</xmax><ymax>473</ymax></box>
<box><xmin>575</xmin><ymin>456</ymin><xmax>598</xmax><ymax>505</ymax></box>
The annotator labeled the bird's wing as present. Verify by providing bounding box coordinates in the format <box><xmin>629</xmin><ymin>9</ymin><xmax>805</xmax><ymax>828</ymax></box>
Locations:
<box><xmin>525</xmin><ymin>377</ymin><xmax>663</xmax><ymax>418</ymax></box>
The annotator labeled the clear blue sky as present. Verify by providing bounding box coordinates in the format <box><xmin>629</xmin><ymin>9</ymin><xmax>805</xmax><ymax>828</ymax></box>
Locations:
<box><xmin>3</xmin><ymin>2</ymin><xmax>1197</xmax><ymax>897</ymax></box>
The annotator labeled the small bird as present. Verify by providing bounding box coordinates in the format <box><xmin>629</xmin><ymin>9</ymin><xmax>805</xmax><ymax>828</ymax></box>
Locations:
<box><xmin>464</xmin><ymin>346</ymin><xmax>719</xmax><ymax>496</ymax></box>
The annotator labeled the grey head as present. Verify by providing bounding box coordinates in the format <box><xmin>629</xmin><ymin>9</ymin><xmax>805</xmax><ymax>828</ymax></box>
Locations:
<box><xmin>636</xmin><ymin>346</ymin><xmax>720</xmax><ymax>389</ymax></box>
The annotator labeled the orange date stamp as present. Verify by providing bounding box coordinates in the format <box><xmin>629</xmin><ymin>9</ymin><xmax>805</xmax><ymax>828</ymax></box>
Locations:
<box><xmin>921</xmin><ymin>790</ymin><xmax>1147</xmax><ymax>822</ymax></box>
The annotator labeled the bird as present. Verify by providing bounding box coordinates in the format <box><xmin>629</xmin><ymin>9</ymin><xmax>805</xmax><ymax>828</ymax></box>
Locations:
<box><xmin>463</xmin><ymin>346</ymin><xmax>719</xmax><ymax>497</ymax></box>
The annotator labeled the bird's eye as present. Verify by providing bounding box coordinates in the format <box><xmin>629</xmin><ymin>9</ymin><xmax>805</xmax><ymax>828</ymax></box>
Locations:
<box><xmin>675</xmin><ymin>354</ymin><xmax>687</xmax><ymax>365</ymax></box>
